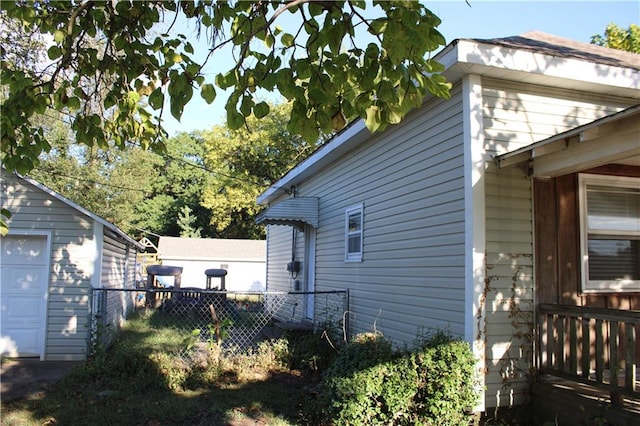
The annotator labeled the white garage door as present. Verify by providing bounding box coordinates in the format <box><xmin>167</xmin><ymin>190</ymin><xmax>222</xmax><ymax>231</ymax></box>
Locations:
<box><xmin>1</xmin><ymin>234</ymin><xmax>49</xmax><ymax>358</ymax></box>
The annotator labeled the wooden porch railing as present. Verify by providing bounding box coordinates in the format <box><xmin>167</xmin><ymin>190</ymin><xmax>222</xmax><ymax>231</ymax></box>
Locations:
<box><xmin>538</xmin><ymin>303</ymin><xmax>640</xmax><ymax>399</ymax></box>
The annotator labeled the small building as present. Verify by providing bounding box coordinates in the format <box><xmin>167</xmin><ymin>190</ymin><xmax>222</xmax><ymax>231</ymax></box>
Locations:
<box><xmin>1</xmin><ymin>171</ymin><xmax>143</xmax><ymax>361</ymax></box>
<box><xmin>156</xmin><ymin>236</ymin><xmax>266</xmax><ymax>291</ymax></box>
<box><xmin>256</xmin><ymin>31</ymin><xmax>640</xmax><ymax>418</ymax></box>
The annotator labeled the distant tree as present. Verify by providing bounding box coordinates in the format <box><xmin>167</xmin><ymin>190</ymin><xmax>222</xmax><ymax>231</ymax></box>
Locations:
<box><xmin>177</xmin><ymin>205</ymin><xmax>202</xmax><ymax>238</ymax></box>
<box><xmin>30</xmin><ymin>139</ymin><xmax>160</xmax><ymax>234</ymax></box>
<box><xmin>132</xmin><ymin>132</ymin><xmax>213</xmax><ymax>237</ymax></box>
<box><xmin>591</xmin><ymin>23</ymin><xmax>640</xmax><ymax>53</ymax></box>
<box><xmin>27</xmin><ymin>125</ymin><xmax>215</xmax><ymax>239</ymax></box>
<box><xmin>201</xmin><ymin>102</ymin><xmax>316</xmax><ymax>239</ymax></box>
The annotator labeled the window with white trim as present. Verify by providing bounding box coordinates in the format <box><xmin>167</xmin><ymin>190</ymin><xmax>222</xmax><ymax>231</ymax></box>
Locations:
<box><xmin>345</xmin><ymin>204</ymin><xmax>363</xmax><ymax>262</ymax></box>
<box><xmin>579</xmin><ymin>173</ymin><xmax>640</xmax><ymax>292</ymax></box>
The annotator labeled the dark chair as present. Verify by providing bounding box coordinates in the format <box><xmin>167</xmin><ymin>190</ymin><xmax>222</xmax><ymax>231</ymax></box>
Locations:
<box><xmin>145</xmin><ymin>265</ymin><xmax>183</xmax><ymax>308</ymax></box>
<box><xmin>205</xmin><ymin>269</ymin><xmax>227</xmax><ymax>290</ymax></box>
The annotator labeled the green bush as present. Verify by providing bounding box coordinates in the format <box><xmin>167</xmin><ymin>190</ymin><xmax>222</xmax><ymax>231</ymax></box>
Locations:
<box><xmin>304</xmin><ymin>331</ymin><xmax>479</xmax><ymax>425</ymax></box>
<box><xmin>411</xmin><ymin>332</ymin><xmax>479</xmax><ymax>425</ymax></box>
<box><xmin>285</xmin><ymin>324</ymin><xmax>342</xmax><ymax>374</ymax></box>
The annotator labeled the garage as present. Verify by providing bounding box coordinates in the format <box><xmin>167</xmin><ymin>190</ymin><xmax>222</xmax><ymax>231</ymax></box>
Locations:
<box><xmin>2</xmin><ymin>171</ymin><xmax>143</xmax><ymax>361</ymax></box>
<box><xmin>0</xmin><ymin>233</ymin><xmax>50</xmax><ymax>359</ymax></box>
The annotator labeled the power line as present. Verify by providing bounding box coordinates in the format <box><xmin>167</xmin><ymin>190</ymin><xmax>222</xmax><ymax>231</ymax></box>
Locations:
<box><xmin>32</xmin><ymin>168</ymin><xmax>149</xmax><ymax>192</ymax></box>
<box><xmin>132</xmin><ymin>141</ymin><xmax>268</xmax><ymax>188</ymax></box>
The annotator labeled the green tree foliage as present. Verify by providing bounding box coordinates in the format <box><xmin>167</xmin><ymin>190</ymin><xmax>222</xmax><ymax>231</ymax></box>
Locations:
<box><xmin>177</xmin><ymin>205</ymin><xmax>202</xmax><ymax>237</ymax></box>
<box><xmin>134</xmin><ymin>132</ymin><xmax>213</xmax><ymax>237</ymax></box>
<box><xmin>28</xmin><ymin>128</ymin><xmax>211</xmax><ymax>238</ymax></box>
<box><xmin>30</xmin><ymin>139</ymin><xmax>160</xmax><ymax>233</ymax></box>
<box><xmin>1</xmin><ymin>0</ymin><xmax>450</xmax><ymax>178</ymax></box>
<box><xmin>200</xmin><ymin>102</ymin><xmax>316</xmax><ymax>239</ymax></box>
<box><xmin>591</xmin><ymin>23</ymin><xmax>640</xmax><ymax>53</ymax></box>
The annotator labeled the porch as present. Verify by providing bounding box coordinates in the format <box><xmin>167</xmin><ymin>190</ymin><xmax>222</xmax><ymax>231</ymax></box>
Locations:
<box><xmin>533</xmin><ymin>303</ymin><xmax>640</xmax><ymax>425</ymax></box>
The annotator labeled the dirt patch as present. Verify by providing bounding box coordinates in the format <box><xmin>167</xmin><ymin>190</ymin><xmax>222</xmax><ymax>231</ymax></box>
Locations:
<box><xmin>1</xmin><ymin>358</ymin><xmax>81</xmax><ymax>401</ymax></box>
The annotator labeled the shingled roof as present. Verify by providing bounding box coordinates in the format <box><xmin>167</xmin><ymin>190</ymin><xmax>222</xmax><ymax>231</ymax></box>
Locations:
<box><xmin>472</xmin><ymin>30</ymin><xmax>640</xmax><ymax>71</ymax></box>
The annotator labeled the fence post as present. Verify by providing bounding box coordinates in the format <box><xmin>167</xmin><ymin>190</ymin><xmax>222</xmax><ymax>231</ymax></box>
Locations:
<box><xmin>89</xmin><ymin>288</ymin><xmax>106</xmax><ymax>355</ymax></box>
<box><xmin>344</xmin><ymin>289</ymin><xmax>350</xmax><ymax>343</ymax></box>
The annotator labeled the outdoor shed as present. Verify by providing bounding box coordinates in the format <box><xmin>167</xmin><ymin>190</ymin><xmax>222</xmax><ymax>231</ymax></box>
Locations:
<box><xmin>156</xmin><ymin>236</ymin><xmax>266</xmax><ymax>291</ymax></box>
<box><xmin>256</xmin><ymin>31</ymin><xmax>640</xmax><ymax>418</ymax></box>
<box><xmin>1</xmin><ymin>171</ymin><xmax>143</xmax><ymax>361</ymax></box>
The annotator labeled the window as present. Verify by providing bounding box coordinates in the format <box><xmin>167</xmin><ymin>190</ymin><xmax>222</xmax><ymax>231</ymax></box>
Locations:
<box><xmin>579</xmin><ymin>174</ymin><xmax>640</xmax><ymax>292</ymax></box>
<box><xmin>345</xmin><ymin>204</ymin><xmax>363</xmax><ymax>262</ymax></box>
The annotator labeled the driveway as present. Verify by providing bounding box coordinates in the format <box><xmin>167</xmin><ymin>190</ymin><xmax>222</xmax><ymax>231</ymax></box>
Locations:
<box><xmin>1</xmin><ymin>358</ymin><xmax>81</xmax><ymax>401</ymax></box>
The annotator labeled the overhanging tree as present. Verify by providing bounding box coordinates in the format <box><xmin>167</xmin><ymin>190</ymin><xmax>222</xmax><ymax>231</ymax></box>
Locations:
<box><xmin>1</xmin><ymin>0</ymin><xmax>451</xmax><ymax>235</ymax></box>
<box><xmin>1</xmin><ymin>0</ymin><xmax>450</xmax><ymax>176</ymax></box>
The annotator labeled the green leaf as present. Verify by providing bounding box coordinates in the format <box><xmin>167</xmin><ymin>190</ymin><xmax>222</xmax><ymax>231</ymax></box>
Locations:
<box><xmin>281</xmin><ymin>33</ymin><xmax>294</xmax><ymax>47</ymax></box>
<box><xmin>201</xmin><ymin>83</ymin><xmax>216</xmax><ymax>104</ymax></box>
<box><xmin>53</xmin><ymin>30</ymin><xmax>65</xmax><ymax>43</ymax></box>
<box><xmin>264</xmin><ymin>34</ymin><xmax>275</xmax><ymax>49</ymax></box>
<box><xmin>66</xmin><ymin>96</ymin><xmax>81</xmax><ymax>111</ymax></box>
<box><xmin>47</xmin><ymin>46</ymin><xmax>62</xmax><ymax>60</ymax></box>
<box><xmin>253</xmin><ymin>101</ymin><xmax>270</xmax><ymax>118</ymax></box>
<box><xmin>240</xmin><ymin>95</ymin><xmax>254</xmax><ymax>116</ymax></box>
<box><xmin>227</xmin><ymin>108</ymin><xmax>245</xmax><ymax>130</ymax></box>
<box><xmin>149</xmin><ymin>88</ymin><xmax>164</xmax><ymax>110</ymax></box>
<box><xmin>365</xmin><ymin>105</ymin><xmax>382</xmax><ymax>133</ymax></box>
<box><xmin>368</xmin><ymin>18</ymin><xmax>387</xmax><ymax>35</ymax></box>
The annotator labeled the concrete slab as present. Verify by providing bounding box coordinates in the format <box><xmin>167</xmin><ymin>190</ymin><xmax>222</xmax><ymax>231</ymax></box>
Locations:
<box><xmin>1</xmin><ymin>358</ymin><xmax>81</xmax><ymax>401</ymax></box>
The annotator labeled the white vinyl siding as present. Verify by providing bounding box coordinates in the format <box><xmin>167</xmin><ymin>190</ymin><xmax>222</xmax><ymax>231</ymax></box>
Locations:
<box><xmin>3</xmin><ymin>173</ymin><xmax>95</xmax><ymax>361</ymax></box>
<box><xmin>481</xmin><ymin>80</ymin><xmax>634</xmax><ymax>408</ymax></box>
<box><xmin>1</xmin><ymin>172</ymin><xmax>140</xmax><ymax>361</ymax></box>
<box><xmin>265</xmin><ymin>224</ymin><xmax>296</xmax><ymax>293</ymax></box>
<box><xmin>291</xmin><ymin>86</ymin><xmax>467</xmax><ymax>344</ymax></box>
<box><xmin>483</xmin><ymin>163</ymin><xmax>534</xmax><ymax>408</ymax></box>
<box><xmin>99</xmin><ymin>234</ymin><xmax>136</xmax><ymax>338</ymax></box>
<box><xmin>264</xmin><ymin>224</ymin><xmax>307</xmax><ymax>322</ymax></box>
<box><xmin>482</xmin><ymin>79</ymin><xmax>630</xmax><ymax>156</ymax></box>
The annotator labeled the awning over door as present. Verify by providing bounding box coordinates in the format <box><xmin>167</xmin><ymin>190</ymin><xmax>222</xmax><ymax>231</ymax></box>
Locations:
<box><xmin>255</xmin><ymin>197</ymin><xmax>319</xmax><ymax>229</ymax></box>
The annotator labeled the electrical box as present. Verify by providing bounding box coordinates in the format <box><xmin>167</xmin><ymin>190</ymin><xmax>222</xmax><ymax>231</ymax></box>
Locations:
<box><xmin>286</xmin><ymin>261</ymin><xmax>300</xmax><ymax>273</ymax></box>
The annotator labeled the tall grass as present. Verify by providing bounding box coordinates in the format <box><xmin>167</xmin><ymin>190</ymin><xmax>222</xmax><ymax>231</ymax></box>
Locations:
<box><xmin>1</xmin><ymin>310</ymin><xmax>313</xmax><ymax>426</ymax></box>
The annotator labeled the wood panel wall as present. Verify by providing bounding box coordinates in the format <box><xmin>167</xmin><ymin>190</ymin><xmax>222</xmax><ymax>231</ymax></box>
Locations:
<box><xmin>534</xmin><ymin>165</ymin><xmax>640</xmax><ymax>310</ymax></box>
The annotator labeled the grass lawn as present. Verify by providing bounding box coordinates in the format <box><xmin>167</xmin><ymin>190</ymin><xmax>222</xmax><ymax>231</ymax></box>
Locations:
<box><xmin>1</xmin><ymin>311</ymin><xmax>319</xmax><ymax>426</ymax></box>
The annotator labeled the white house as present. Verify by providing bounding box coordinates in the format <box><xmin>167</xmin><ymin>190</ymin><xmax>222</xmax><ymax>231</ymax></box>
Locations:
<box><xmin>256</xmin><ymin>31</ymin><xmax>640</xmax><ymax>415</ymax></box>
<box><xmin>155</xmin><ymin>236</ymin><xmax>266</xmax><ymax>292</ymax></box>
<box><xmin>1</xmin><ymin>171</ymin><xmax>143</xmax><ymax>361</ymax></box>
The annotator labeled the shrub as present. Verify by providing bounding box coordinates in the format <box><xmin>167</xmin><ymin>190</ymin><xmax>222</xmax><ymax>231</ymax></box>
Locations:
<box><xmin>411</xmin><ymin>331</ymin><xmax>479</xmax><ymax>425</ymax></box>
<box><xmin>285</xmin><ymin>323</ymin><xmax>342</xmax><ymax>375</ymax></box>
<box><xmin>304</xmin><ymin>330</ymin><xmax>479</xmax><ymax>425</ymax></box>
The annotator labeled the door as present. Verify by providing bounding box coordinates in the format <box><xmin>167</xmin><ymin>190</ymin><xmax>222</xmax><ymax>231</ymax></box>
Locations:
<box><xmin>304</xmin><ymin>226</ymin><xmax>316</xmax><ymax>320</ymax></box>
<box><xmin>1</xmin><ymin>233</ymin><xmax>50</xmax><ymax>359</ymax></box>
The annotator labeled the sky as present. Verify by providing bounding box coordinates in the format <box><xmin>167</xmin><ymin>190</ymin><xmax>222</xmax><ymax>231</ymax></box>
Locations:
<box><xmin>161</xmin><ymin>0</ymin><xmax>640</xmax><ymax>136</ymax></box>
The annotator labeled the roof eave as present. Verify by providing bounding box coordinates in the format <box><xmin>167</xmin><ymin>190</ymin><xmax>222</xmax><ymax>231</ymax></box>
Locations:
<box><xmin>257</xmin><ymin>37</ymin><xmax>640</xmax><ymax>204</ymax></box>
<box><xmin>449</xmin><ymin>39</ymin><xmax>640</xmax><ymax>97</ymax></box>
<box><xmin>16</xmin><ymin>173</ymin><xmax>144</xmax><ymax>250</ymax></box>
<box><xmin>257</xmin><ymin>121</ymin><xmax>370</xmax><ymax>205</ymax></box>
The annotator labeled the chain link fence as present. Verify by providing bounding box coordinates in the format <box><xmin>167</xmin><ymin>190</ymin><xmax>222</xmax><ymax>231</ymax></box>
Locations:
<box><xmin>91</xmin><ymin>287</ymin><xmax>349</xmax><ymax>360</ymax></box>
